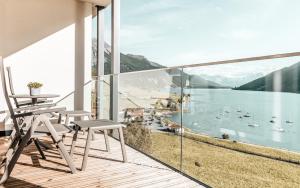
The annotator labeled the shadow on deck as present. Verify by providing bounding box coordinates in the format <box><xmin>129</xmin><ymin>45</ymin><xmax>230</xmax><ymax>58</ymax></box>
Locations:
<box><xmin>0</xmin><ymin>133</ymin><xmax>202</xmax><ymax>188</ymax></box>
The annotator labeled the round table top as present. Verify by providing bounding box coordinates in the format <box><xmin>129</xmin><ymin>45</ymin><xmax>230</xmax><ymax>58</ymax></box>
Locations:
<box><xmin>9</xmin><ymin>94</ymin><xmax>60</xmax><ymax>99</ymax></box>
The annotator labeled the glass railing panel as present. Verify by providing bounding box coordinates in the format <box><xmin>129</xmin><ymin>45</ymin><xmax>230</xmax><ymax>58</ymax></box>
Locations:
<box><xmin>84</xmin><ymin>80</ymin><xmax>93</xmax><ymax>113</ymax></box>
<box><xmin>56</xmin><ymin>81</ymin><xmax>93</xmax><ymax>112</ymax></box>
<box><xmin>181</xmin><ymin>56</ymin><xmax>300</xmax><ymax>187</ymax></box>
<box><xmin>96</xmin><ymin>68</ymin><xmax>183</xmax><ymax>170</ymax></box>
<box><xmin>56</xmin><ymin>91</ymin><xmax>74</xmax><ymax>110</ymax></box>
<box><xmin>92</xmin><ymin>76</ymin><xmax>111</xmax><ymax>119</ymax></box>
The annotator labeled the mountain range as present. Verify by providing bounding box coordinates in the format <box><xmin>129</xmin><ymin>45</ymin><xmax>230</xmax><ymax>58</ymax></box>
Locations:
<box><xmin>92</xmin><ymin>40</ymin><xmax>226</xmax><ymax>89</ymax></box>
<box><xmin>199</xmin><ymin>73</ymin><xmax>264</xmax><ymax>88</ymax></box>
<box><xmin>235</xmin><ymin>62</ymin><xmax>300</xmax><ymax>93</ymax></box>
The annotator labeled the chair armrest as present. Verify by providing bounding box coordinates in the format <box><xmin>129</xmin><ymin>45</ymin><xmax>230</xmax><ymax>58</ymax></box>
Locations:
<box><xmin>59</xmin><ymin>110</ymin><xmax>91</xmax><ymax>117</ymax></box>
<box><xmin>13</xmin><ymin>107</ymin><xmax>66</xmax><ymax>118</ymax></box>
<box><xmin>14</xmin><ymin>112</ymin><xmax>34</xmax><ymax>118</ymax></box>
<box><xmin>32</xmin><ymin>107</ymin><xmax>67</xmax><ymax>115</ymax></box>
<box><xmin>14</xmin><ymin>103</ymin><xmax>56</xmax><ymax>112</ymax></box>
<box><xmin>17</xmin><ymin>99</ymin><xmax>54</xmax><ymax>107</ymax></box>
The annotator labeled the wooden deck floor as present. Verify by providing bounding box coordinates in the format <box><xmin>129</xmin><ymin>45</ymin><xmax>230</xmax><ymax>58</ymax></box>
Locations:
<box><xmin>0</xmin><ymin>133</ymin><xmax>202</xmax><ymax>188</ymax></box>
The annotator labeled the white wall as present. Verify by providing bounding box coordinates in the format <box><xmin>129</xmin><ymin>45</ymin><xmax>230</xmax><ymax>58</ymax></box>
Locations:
<box><xmin>0</xmin><ymin>0</ymin><xmax>93</xmax><ymax>131</ymax></box>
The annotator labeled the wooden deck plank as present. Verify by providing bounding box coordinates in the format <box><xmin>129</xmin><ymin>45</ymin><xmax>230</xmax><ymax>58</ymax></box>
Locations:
<box><xmin>0</xmin><ymin>134</ymin><xmax>202</xmax><ymax>188</ymax></box>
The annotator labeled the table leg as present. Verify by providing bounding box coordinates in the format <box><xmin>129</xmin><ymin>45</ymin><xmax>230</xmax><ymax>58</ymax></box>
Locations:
<box><xmin>82</xmin><ymin>128</ymin><xmax>93</xmax><ymax>171</ymax></box>
<box><xmin>103</xmin><ymin>130</ymin><xmax>110</xmax><ymax>152</ymax></box>
<box><xmin>118</xmin><ymin>127</ymin><xmax>127</xmax><ymax>163</ymax></box>
<box><xmin>65</xmin><ymin>114</ymin><xmax>70</xmax><ymax>126</ymax></box>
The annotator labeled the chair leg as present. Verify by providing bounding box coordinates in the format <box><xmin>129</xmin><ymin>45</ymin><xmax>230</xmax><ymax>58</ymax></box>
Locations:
<box><xmin>70</xmin><ymin>125</ymin><xmax>79</xmax><ymax>157</ymax></box>
<box><xmin>82</xmin><ymin>128</ymin><xmax>93</xmax><ymax>171</ymax></box>
<box><xmin>0</xmin><ymin>128</ymin><xmax>32</xmax><ymax>184</ymax></box>
<box><xmin>65</xmin><ymin>114</ymin><xmax>70</xmax><ymax>126</ymax></box>
<box><xmin>57</xmin><ymin>141</ymin><xmax>77</xmax><ymax>173</ymax></box>
<box><xmin>33</xmin><ymin>138</ymin><xmax>46</xmax><ymax>160</ymax></box>
<box><xmin>36</xmin><ymin>139</ymin><xmax>52</xmax><ymax>150</ymax></box>
<box><xmin>118</xmin><ymin>127</ymin><xmax>127</xmax><ymax>163</ymax></box>
<box><xmin>50</xmin><ymin>136</ymin><xmax>64</xmax><ymax>160</ymax></box>
<box><xmin>42</xmin><ymin>116</ymin><xmax>76</xmax><ymax>174</ymax></box>
<box><xmin>103</xmin><ymin>130</ymin><xmax>110</xmax><ymax>152</ymax></box>
<box><xmin>88</xmin><ymin>115</ymin><xmax>97</xmax><ymax>141</ymax></box>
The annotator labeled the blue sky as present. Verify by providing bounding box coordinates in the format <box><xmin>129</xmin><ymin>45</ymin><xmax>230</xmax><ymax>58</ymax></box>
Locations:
<box><xmin>98</xmin><ymin>0</ymin><xmax>300</xmax><ymax>78</ymax></box>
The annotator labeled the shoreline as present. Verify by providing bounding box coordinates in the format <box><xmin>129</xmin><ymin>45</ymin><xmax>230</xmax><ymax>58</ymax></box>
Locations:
<box><xmin>154</xmin><ymin>118</ymin><xmax>300</xmax><ymax>164</ymax></box>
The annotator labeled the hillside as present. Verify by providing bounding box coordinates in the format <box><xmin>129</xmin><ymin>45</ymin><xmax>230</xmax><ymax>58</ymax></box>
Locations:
<box><xmin>104</xmin><ymin>53</ymin><xmax>165</xmax><ymax>74</ymax></box>
<box><xmin>235</xmin><ymin>62</ymin><xmax>300</xmax><ymax>93</ymax></box>
<box><xmin>188</xmin><ymin>74</ymin><xmax>229</xmax><ymax>88</ymax></box>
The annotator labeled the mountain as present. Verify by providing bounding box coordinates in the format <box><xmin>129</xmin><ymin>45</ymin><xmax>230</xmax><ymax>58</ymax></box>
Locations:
<box><xmin>92</xmin><ymin>39</ymin><xmax>226</xmax><ymax>89</ymax></box>
<box><xmin>235</xmin><ymin>62</ymin><xmax>300</xmax><ymax>93</ymax></box>
<box><xmin>92</xmin><ymin>41</ymin><xmax>164</xmax><ymax>75</ymax></box>
<box><xmin>104</xmin><ymin>53</ymin><xmax>165</xmax><ymax>74</ymax></box>
<box><xmin>188</xmin><ymin>75</ymin><xmax>229</xmax><ymax>88</ymax></box>
<box><xmin>199</xmin><ymin>73</ymin><xmax>264</xmax><ymax>88</ymax></box>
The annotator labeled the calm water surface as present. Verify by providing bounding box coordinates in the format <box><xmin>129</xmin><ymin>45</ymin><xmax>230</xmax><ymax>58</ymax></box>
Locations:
<box><xmin>171</xmin><ymin>89</ymin><xmax>300</xmax><ymax>153</ymax></box>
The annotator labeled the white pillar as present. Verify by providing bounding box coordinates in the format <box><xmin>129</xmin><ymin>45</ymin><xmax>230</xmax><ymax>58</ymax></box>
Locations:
<box><xmin>96</xmin><ymin>5</ymin><xmax>105</xmax><ymax>119</ymax></box>
<box><xmin>74</xmin><ymin>2</ymin><xmax>92</xmax><ymax>112</ymax></box>
<box><xmin>111</xmin><ymin>0</ymin><xmax>120</xmax><ymax>122</ymax></box>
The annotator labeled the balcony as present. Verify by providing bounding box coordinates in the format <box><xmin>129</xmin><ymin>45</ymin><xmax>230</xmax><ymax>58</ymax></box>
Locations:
<box><xmin>1</xmin><ymin>0</ymin><xmax>300</xmax><ymax>187</ymax></box>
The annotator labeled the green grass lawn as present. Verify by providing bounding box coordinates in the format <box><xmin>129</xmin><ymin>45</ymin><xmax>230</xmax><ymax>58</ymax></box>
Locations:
<box><xmin>150</xmin><ymin>132</ymin><xmax>300</xmax><ymax>188</ymax></box>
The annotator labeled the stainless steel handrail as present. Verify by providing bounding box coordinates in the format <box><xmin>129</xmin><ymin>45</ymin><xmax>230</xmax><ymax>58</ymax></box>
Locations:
<box><xmin>55</xmin><ymin>80</ymin><xmax>92</xmax><ymax>104</ymax></box>
<box><xmin>92</xmin><ymin>51</ymin><xmax>300</xmax><ymax>78</ymax></box>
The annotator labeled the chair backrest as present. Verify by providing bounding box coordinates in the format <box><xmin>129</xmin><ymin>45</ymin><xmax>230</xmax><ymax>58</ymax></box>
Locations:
<box><xmin>0</xmin><ymin>57</ymin><xmax>21</xmax><ymax>135</ymax></box>
<box><xmin>6</xmin><ymin>67</ymin><xmax>15</xmax><ymax>95</ymax></box>
<box><xmin>6</xmin><ymin>67</ymin><xmax>20</xmax><ymax>107</ymax></box>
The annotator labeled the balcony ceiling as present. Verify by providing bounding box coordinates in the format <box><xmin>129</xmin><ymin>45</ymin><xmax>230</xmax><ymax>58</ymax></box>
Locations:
<box><xmin>79</xmin><ymin>0</ymin><xmax>111</xmax><ymax>7</ymax></box>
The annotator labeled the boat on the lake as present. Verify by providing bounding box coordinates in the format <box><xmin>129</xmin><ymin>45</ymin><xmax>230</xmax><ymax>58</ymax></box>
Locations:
<box><xmin>248</xmin><ymin>124</ymin><xmax>259</xmax><ymax>127</ymax></box>
<box><xmin>273</xmin><ymin>127</ymin><xmax>285</xmax><ymax>132</ymax></box>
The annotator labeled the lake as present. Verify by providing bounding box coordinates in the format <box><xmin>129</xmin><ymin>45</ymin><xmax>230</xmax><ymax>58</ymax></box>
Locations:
<box><xmin>171</xmin><ymin>89</ymin><xmax>300</xmax><ymax>153</ymax></box>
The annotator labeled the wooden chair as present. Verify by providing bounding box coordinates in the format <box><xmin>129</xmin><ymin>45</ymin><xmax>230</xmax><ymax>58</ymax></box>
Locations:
<box><xmin>5</xmin><ymin>66</ymin><xmax>101</xmax><ymax>154</ymax></box>
<box><xmin>0</xmin><ymin>57</ymin><xmax>77</xmax><ymax>184</ymax></box>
